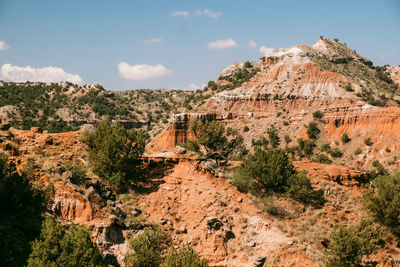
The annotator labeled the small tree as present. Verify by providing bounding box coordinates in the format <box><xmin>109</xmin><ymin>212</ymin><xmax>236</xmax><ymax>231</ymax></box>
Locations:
<box><xmin>341</xmin><ymin>133</ymin><xmax>350</xmax><ymax>144</ymax></box>
<box><xmin>267</xmin><ymin>127</ymin><xmax>280</xmax><ymax>148</ymax></box>
<box><xmin>363</xmin><ymin>171</ymin><xmax>400</xmax><ymax>228</ymax></box>
<box><xmin>328</xmin><ymin>148</ymin><xmax>343</xmax><ymax>158</ymax></box>
<box><xmin>81</xmin><ymin>119</ymin><xmax>148</xmax><ymax>191</ymax></box>
<box><xmin>232</xmin><ymin>148</ymin><xmax>317</xmax><ymax>204</ymax></box>
<box><xmin>364</xmin><ymin>137</ymin><xmax>373</xmax><ymax>146</ymax></box>
<box><xmin>354</xmin><ymin>148</ymin><xmax>362</xmax><ymax>155</ymax></box>
<box><xmin>312</xmin><ymin>110</ymin><xmax>323</xmax><ymax>119</ymax></box>
<box><xmin>306</xmin><ymin>122</ymin><xmax>320</xmax><ymax>139</ymax></box>
<box><xmin>324</xmin><ymin>220</ymin><xmax>385</xmax><ymax>267</ymax></box>
<box><xmin>27</xmin><ymin>218</ymin><xmax>104</xmax><ymax>266</ymax></box>
<box><xmin>284</xmin><ymin>135</ymin><xmax>292</xmax><ymax>144</ymax></box>
<box><xmin>287</xmin><ymin>171</ymin><xmax>315</xmax><ymax>203</ymax></box>
<box><xmin>125</xmin><ymin>226</ymin><xmax>170</xmax><ymax>267</ymax></box>
<box><xmin>163</xmin><ymin>244</ymin><xmax>208</xmax><ymax>267</ymax></box>
<box><xmin>232</xmin><ymin>148</ymin><xmax>295</xmax><ymax>194</ymax></box>
<box><xmin>344</xmin><ymin>83</ymin><xmax>353</xmax><ymax>92</ymax></box>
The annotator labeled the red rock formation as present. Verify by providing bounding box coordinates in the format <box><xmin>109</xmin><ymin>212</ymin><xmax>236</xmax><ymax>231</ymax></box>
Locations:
<box><xmin>52</xmin><ymin>181</ymin><xmax>110</xmax><ymax>226</ymax></box>
<box><xmin>293</xmin><ymin>161</ymin><xmax>367</xmax><ymax>186</ymax></box>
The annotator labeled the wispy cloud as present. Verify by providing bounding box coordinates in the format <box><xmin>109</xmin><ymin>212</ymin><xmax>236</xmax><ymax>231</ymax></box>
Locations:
<box><xmin>172</xmin><ymin>10</ymin><xmax>189</xmax><ymax>17</ymax></box>
<box><xmin>208</xmin><ymin>38</ymin><xmax>239</xmax><ymax>50</ymax></box>
<box><xmin>172</xmin><ymin>83</ymin><xmax>206</xmax><ymax>91</ymax></box>
<box><xmin>143</xmin><ymin>38</ymin><xmax>163</xmax><ymax>44</ymax></box>
<box><xmin>247</xmin><ymin>40</ymin><xmax>257</xmax><ymax>48</ymax></box>
<box><xmin>379</xmin><ymin>50</ymin><xmax>395</xmax><ymax>61</ymax></box>
<box><xmin>0</xmin><ymin>41</ymin><xmax>10</xmax><ymax>51</ymax></box>
<box><xmin>194</xmin><ymin>9</ymin><xmax>222</xmax><ymax>18</ymax></box>
<box><xmin>259</xmin><ymin>46</ymin><xmax>275</xmax><ymax>56</ymax></box>
<box><xmin>0</xmin><ymin>63</ymin><xmax>83</xmax><ymax>84</ymax></box>
<box><xmin>118</xmin><ymin>62</ymin><xmax>173</xmax><ymax>80</ymax></box>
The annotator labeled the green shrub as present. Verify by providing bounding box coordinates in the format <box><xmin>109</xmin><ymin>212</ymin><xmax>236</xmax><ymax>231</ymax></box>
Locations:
<box><xmin>125</xmin><ymin>226</ymin><xmax>170</xmax><ymax>267</ymax></box>
<box><xmin>324</xmin><ymin>220</ymin><xmax>385</xmax><ymax>267</ymax></box>
<box><xmin>364</xmin><ymin>137</ymin><xmax>373</xmax><ymax>146</ymax></box>
<box><xmin>267</xmin><ymin>127</ymin><xmax>280</xmax><ymax>148</ymax></box>
<box><xmin>287</xmin><ymin>171</ymin><xmax>315</xmax><ymax>203</ymax></box>
<box><xmin>251</xmin><ymin>136</ymin><xmax>269</xmax><ymax>149</ymax></box>
<box><xmin>80</xmin><ymin>119</ymin><xmax>148</xmax><ymax>191</ymax></box>
<box><xmin>306</xmin><ymin>122</ymin><xmax>320</xmax><ymax>139</ymax></box>
<box><xmin>284</xmin><ymin>135</ymin><xmax>292</xmax><ymax>144</ymax></box>
<box><xmin>329</xmin><ymin>148</ymin><xmax>343</xmax><ymax>158</ymax></box>
<box><xmin>164</xmin><ymin>244</ymin><xmax>208</xmax><ymax>267</ymax></box>
<box><xmin>297</xmin><ymin>138</ymin><xmax>305</xmax><ymax>150</ymax></box>
<box><xmin>243</xmin><ymin>61</ymin><xmax>252</xmax><ymax>68</ymax></box>
<box><xmin>344</xmin><ymin>83</ymin><xmax>353</xmax><ymax>92</ymax></box>
<box><xmin>371</xmin><ymin>160</ymin><xmax>387</xmax><ymax>176</ymax></box>
<box><xmin>363</xmin><ymin>171</ymin><xmax>400</xmax><ymax>228</ymax></box>
<box><xmin>232</xmin><ymin>148</ymin><xmax>295</xmax><ymax>195</ymax></box>
<box><xmin>341</xmin><ymin>133</ymin><xmax>350</xmax><ymax>144</ymax></box>
<box><xmin>243</xmin><ymin>126</ymin><xmax>250</xmax><ymax>132</ymax></box>
<box><xmin>312</xmin><ymin>110</ymin><xmax>323</xmax><ymax>119</ymax></box>
<box><xmin>232</xmin><ymin>148</ymin><xmax>318</xmax><ymax>204</ymax></box>
<box><xmin>311</xmin><ymin>153</ymin><xmax>332</xmax><ymax>164</ymax></box>
<box><xmin>354</xmin><ymin>148</ymin><xmax>362</xmax><ymax>155</ymax></box>
<box><xmin>181</xmin><ymin>140</ymin><xmax>200</xmax><ymax>154</ymax></box>
<box><xmin>321</xmin><ymin>143</ymin><xmax>331</xmax><ymax>152</ymax></box>
<box><xmin>64</xmin><ymin>162</ymin><xmax>87</xmax><ymax>185</ymax></box>
<box><xmin>303</xmin><ymin>140</ymin><xmax>316</xmax><ymax>156</ymax></box>
<box><xmin>27</xmin><ymin>218</ymin><xmax>104</xmax><ymax>267</ymax></box>
<box><xmin>283</xmin><ymin>121</ymin><xmax>289</xmax><ymax>126</ymax></box>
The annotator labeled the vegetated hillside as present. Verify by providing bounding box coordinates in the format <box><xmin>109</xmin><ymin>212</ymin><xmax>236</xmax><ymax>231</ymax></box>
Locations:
<box><xmin>0</xmin><ymin>81</ymin><xmax>206</xmax><ymax>133</ymax></box>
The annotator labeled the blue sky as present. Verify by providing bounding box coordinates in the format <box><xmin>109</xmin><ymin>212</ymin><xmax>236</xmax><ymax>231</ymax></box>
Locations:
<box><xmin>0</xmin><ymin>0</ymin><xmax>399</xmax><ymax>91</ymax></box>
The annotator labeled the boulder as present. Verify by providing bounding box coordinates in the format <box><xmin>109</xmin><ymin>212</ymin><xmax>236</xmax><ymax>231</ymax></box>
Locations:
<box><xmin>42</xmin><ymin>135</ymin><xmax>53</xmax><ymax>145</ymax></box>
<box><xmin>203</xmin><ymin>160</ymin><xmax>217</xmax><ymax>174</ymax></box>
<box><xmin>254</xmin><ymin>256</ymin><xmax>266</xmax><ymax>267</ymax></box>
<box><xmin>85</xmin><ymin>186</ymin><xmax>106</xmax><ymax>207</ymax></box>
<box><xmin>80</xmin><ymin>124</ymin><xmax>95</xmax><ymax>133</ymax></box>
<box><xmin>207</xmin><ymin>217</ymin><xmax>223</xmax><ymax>231</ymax></box>
<box><xmin>176</xmin><ymin>146</ymin><xmax>187</xmax><ymax>154</ymax></box>
<box><xmin>31</xmin><ymin>127</ymin><xmax>43</xmax><ymax>133</ymax></box>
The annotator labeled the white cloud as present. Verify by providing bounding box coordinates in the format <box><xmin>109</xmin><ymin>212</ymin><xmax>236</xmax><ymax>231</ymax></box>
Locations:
<box><xmin>194</xmin><ymin>9</ymin><xmax>222</xmax><ymax>18</ymax></box>
<box><xmin>0</xmin><ymin>41</ymin><xmax>10</xmax><ymax>51</ymax></box>
<box><xmin>118</xmin><ymin>62</ymin><xmax>173</xmax><ymax>80</ymax></box>
<box><xmin>248</xmin><ymin>40</ymin><xmax>257</xmax><ymax>48</ymax></box>
<box><xmin>208</xmin><ymin>38</ymin><xmax>239</xmax><ymax>50</ymax></box>
<box><xmin>144</xmin><ymin>38</ymin><xmax>163</xmax><ymax>44</ymax></box>
<box><xmin>0</xmin><ymin>64</ymin><xmax>83</xmax><ymax>84</ymax></box>
<box><xmin>173</xmin><ymin>83</ymin><xmax>206</xmax><ymax>91</ymax></box>
<box><xmin>185</xmin><ymin>83</ymin><xmax>205</xmax><ymax>91</ymax></box>
<box><xmin>259</xmin><ymin>46</ymin><xmax>275</xmax><ymax>56</ymax></box>
<box><xmin>172</xmin><ymin>11</ymin><xmax>189</xmax><ymax>17</ymax></box>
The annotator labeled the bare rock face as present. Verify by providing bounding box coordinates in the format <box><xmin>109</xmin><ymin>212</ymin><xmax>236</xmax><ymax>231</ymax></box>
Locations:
<box><xmin>80</xmin><ymin>123</ymin><xmax>95</xmax><ymax>133</ymax></box>
<box><xmin>52</xmin><ymin>181</ymin><xmax>110</xmax><ymax>225</ymax></box>
<box><xmin>293</xmin><ymin>161</ymin><xmax>367</xmax><ymax>185</ymax></box>
<box><xmin>31</xmin><ymin>127</ymin><xmax>43</xmax><ymax>133</ymax></box>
